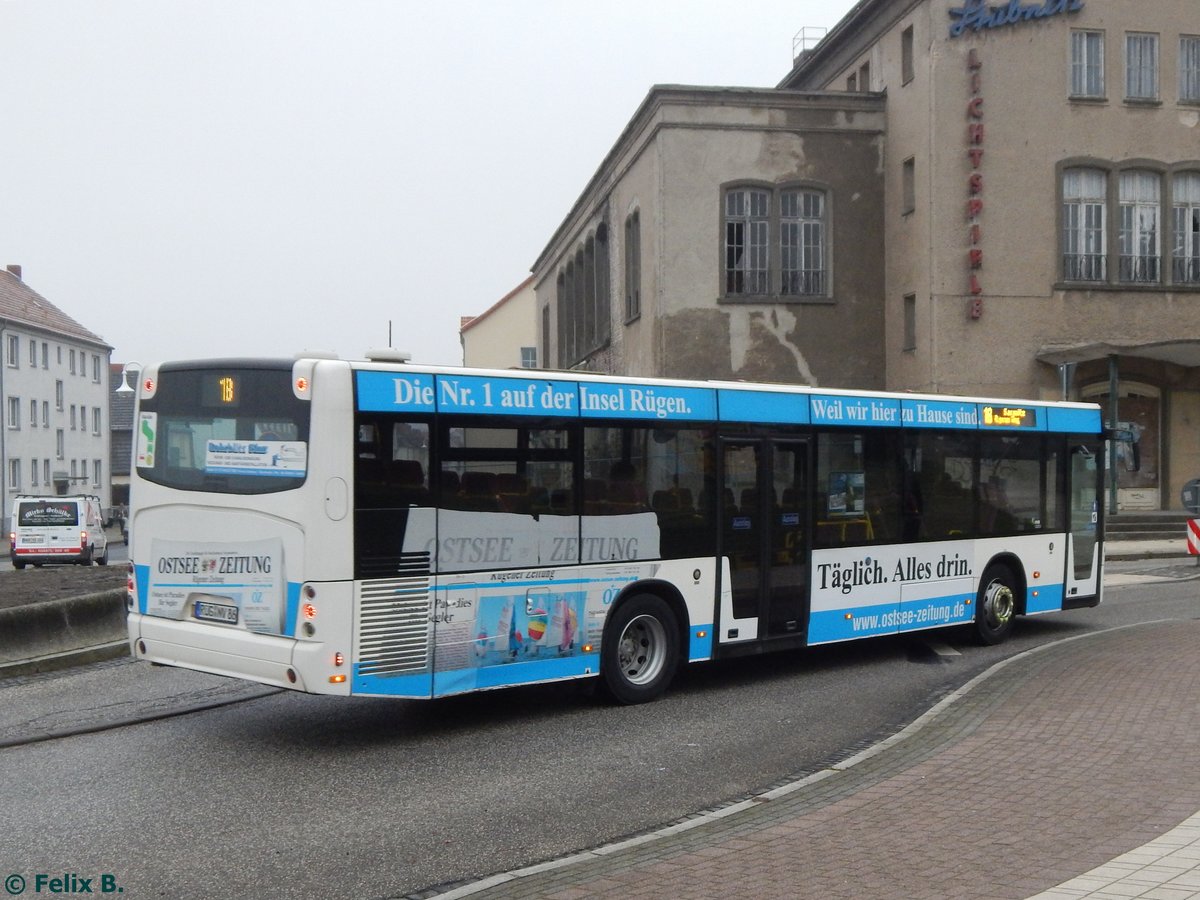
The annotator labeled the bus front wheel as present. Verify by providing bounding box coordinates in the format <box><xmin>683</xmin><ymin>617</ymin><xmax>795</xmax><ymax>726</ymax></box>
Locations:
<box><xmin>600</xmin><ymin>595</ymin><xmax>680</xmax><ymax>705</ymax></box>
<box><xmin>974</xmin><ymin>565</ymin><xmax>1017</xmax><ymax>645</ymax></box>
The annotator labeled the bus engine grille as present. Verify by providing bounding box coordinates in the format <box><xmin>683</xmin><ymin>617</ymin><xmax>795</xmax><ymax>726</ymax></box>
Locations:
<box><xmin>355</xmin><ymin>576</ymin><xmax>432</xmax><ymax>675</ymax></box>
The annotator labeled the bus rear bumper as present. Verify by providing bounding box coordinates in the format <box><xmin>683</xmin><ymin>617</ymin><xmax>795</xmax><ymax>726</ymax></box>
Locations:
<box><xmin>130</xmin><ymin>612</ymin><xmax>307</xmax><ymax>691</ymax></box>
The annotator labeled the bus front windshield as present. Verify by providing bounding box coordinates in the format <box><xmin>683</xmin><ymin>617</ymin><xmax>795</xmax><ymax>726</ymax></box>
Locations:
<box><xmin>135</xmin><ymin>365</ymin><xmax>311</xmax><ymax>495</ymax></box>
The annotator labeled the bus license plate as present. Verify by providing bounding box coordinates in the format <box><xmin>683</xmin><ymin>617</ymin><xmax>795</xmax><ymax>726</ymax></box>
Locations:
<box><xmin>194</xmin><ymin>600</ymin><xmax>239</xmax><ymax>625</ymax></box>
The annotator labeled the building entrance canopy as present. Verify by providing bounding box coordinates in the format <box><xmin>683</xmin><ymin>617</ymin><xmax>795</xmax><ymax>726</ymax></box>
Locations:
<box><xmin>1036</xmin><ymin>340</ymin><xmax>1200</xmax><ymax>369</ymax></box>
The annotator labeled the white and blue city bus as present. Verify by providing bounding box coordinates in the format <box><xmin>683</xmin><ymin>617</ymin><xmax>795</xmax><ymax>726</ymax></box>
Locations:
<box><xmin>126</xmin><ymin>355</ymin><xmax>1104</xmax><ymax>703</ymax></box>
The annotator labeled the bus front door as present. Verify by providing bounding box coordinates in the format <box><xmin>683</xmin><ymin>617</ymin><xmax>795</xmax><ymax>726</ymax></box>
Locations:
<box><xmin>720</xmin><ymin>438</ymin><xmax>810</xmax><ymax>640</ymax></box>
<box><xmin>1066</xmin><ymin>440</ymin><xmax>1103</xmax><ymax>601</ymax></box>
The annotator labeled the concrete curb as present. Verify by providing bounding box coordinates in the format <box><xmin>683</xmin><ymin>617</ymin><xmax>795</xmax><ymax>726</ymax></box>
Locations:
<box><xmin>0</xmin><ymin>589</ymin><xmax>128</xmax><ymax>674</ymax></box>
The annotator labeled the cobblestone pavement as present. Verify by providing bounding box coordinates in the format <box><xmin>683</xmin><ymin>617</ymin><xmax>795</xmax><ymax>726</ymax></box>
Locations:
<box><xmin>435</xmin><ymin>620</ymin><xmax>1200</xmax><ymax>899</ymax></box>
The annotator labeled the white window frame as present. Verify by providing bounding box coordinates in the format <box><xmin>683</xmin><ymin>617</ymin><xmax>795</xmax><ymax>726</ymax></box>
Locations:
<box><xmin>1125</xmin><ymin>32</ymin><xmax>1159</xmax><ymax>101</ymax></box>
<box><xmin>1181</xmin><ymin>36</ymin><xmax>1200</xmax><ymax>103</ymax></box>
<box><xmin>7</xmin><ymin>396</ymin><xmax>19</xmax><ymax>430</ymax></box>
<box><xmin>1071</xmin><ymin>30</ymin><xmax>1105</xmax><ymax>98</ymax></box>
<box><xmin>6</xmin><ymin>335</ymin><xmax>18</xmax><ymax>368</ymax></box>
<box><xmin>93</xmin><ymin>406</ymin><xmax>102</xmax><ymax>435</ymax></box>
<box><xmin>724</xmin><ymin>188</ymin><xmax>771</xmax><ymax>296</ymax></box>
<box><xmin>1118</xmin><ymin>170</ymin><xmax>1161</xmax><ymax>283</ymax></box>
<box><xmin>1173</xmin><ymin>172</ymin><xmax>1200</xmax><ymax>285</ymax></box>
<box><xmin>780</xmin><ymin>188</ymin><xmax>827</xmax><ymax>297</ymax></box>
<box><xmin>9</xmin><ymin>459</ymin><xmax>20</xmax><ymax>491</ymax></box>
<box><xmin>1063</xmin><ymin>167</ymin><xmax>1107</xmax><ymax>282</ymax></box>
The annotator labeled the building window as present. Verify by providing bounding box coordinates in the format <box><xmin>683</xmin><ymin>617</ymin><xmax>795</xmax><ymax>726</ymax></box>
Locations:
<box><xmin>93</xmin><ymin>460</ymin><xmax>102</xmax><ymax>487</ymax></box>
<box><xmin>781</xmin><ymin>189</ymin><xmax>825</xmax><ymax>296</ymax></box>
<box><xmin>28</xmin><ymin>339</ymin><xmax>35</xmax><ymax>367</ymax></box>
<box><xmin>69</xmin><ymin>349</ymin><xmax>76</xmax><ymax>375</ymax></box>
<box><xmin>1062</xmin><ymin>167</ymin><xmax>1107</xmax><ymax>281</ymax></box>
<box><xmin>55</xmin><ymin>380</ymin><xmax>64</xmax><ymax>410</ymax></box>
<box><xmin>858</xmin><ymin>60</ymin><xmax>870</xmax><ymax>91</ymax></box>
<box><xmin>1126</xmin><ymin>33</ymin><xmax>1159</xmax><ymax>101</ymax></box>
<box><xmin>29</xmin><ymin>400</ymin><xmax>36</xmax><ymax>428</ymax></box>
<box><xmin>903</xmin><ymin>294</ymin><xmax>916</xmax><ymax>351</ymax></box>
<box><xmin>520</xmin><ymin>347</ymin><xmax>537</xmax><ymax>369</ymax></box>
<box><xmin>9</xmin><ymin>459</ymin><xmax>20</xmax><ymax>491</ymax></box>
<box><xmin>902</xmin><ymin>158</ymin><xmax>916</xmax><ymax>215</ymax></box>
<box><xmin>31</xmin><ymin>458</ymin><xmax>38</xmax><ymax>487</ymax></box>
<box><xmin>540</xmin><ymin>305</ymin><xmax>550</xmax><ymax>371</ymax></box>
<box><xmin>70</xmin><ymin>405</ymin><xmax>77</xmax><ymax>430</ymax></box>
<box><xmin>42</xmin><ymin>401</ymin><xmax>49</xmax><ymax>429</ymax></box>
<box><xmin>555</xmin><ymin>225</ymin><xmax>610</xmax><ymax>367</ymax></box>
<box><xmin>1174</xmin><ymin>172</ymin><xmax>1200</xmax><ymax>284</ymax></box>
<box><xmin>723</xmin><ymin>185</ymin><xmax>830</xmax><ymax>299</ymax></box>
<box><xmin>725</xmin><ymin>188</ymin><xmax>770</xmax><ymax>295</ymax></box>
<box><xmin>901</xmin><ymin>26</ymin><xmax>915</xmax><ymax>85</ymax></box>
<box><xmin>1071</xmin><ymin>30</ymin><xmax>1104</xmax><ymax>98</ymax></box>
<box><xmin>92</xmin><ymin>355</ymin><xmax>101</xmax><ymax>382</ymax></box>
<box><xmin>41</xmin><ymin>342</ymin><xmax>48</xmax><ymax>369</ymax></box>
<box><xmin>1182</xmin><ymin>36</ymin><xmax>1200</xmax><ymax>103</ymax></box>
<box><xmin>6</xmin><ymin>335</ymin><xmax>17</xmax><ymax>368</ymax></box>
<box><xmin>1119</xmin><ymin>170</ymin><xmax>1161</xmax><ymax>283</ymax></box>
<box><xmin>43</xmin><ymin>460</ymin><xmax>50</xmax><ymax>484</ymax></box>
<box><xmin>846</xmin><ymin>72</ymin><xmax>857</xmax><ymax>91</ymax></box>
<box><xmin>56</xmin><ymin>429</ymin><xmax>64</xmax><ymax>460</ymax></box>
<box><xmin>7</xmin><ymin>396</ymin><xmax>19</xmax><ymax>430</ymax></box>
<box><xmin>624</xmin><ymin>210</ymin><xmax>641</xmax><ymax>321</ymax></box>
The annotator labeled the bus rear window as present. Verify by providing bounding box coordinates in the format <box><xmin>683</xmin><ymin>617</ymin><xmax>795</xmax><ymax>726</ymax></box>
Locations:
<box><xmin>135</xmin><ymin>365</ymin><xmax>311</xmax><ymax>495</ymax></box>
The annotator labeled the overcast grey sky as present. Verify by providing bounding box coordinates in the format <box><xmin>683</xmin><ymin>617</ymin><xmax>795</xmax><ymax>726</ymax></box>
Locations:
<box><xmin>1</xmin><ymin>0</ymin><xmax>853</xmax><ymax>367</ymax></box>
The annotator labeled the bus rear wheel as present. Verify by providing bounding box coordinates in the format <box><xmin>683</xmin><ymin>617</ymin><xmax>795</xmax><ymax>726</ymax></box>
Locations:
<box><xmin>600</xmin><ymin>595</ymin><xmax>680</xmax><ymax>705</ymax></box>
<box><xmin>974</xmin><ymin>565</ymin><xmax>1017</xmax><ymax>645</ymax></box>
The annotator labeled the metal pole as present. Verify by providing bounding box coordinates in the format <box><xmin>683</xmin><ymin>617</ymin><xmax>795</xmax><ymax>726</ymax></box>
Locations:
<box><xmin>1108</xmin><ymin>355</ymin><xmax>1119</xmax><ymax>516</ymax></box>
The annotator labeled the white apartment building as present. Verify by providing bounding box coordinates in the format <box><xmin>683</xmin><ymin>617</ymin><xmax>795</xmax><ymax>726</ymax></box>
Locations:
<box><xmin>0</xmin><ymin>266</ymin><xmax>112</xmax><ymax>531</ymax></box>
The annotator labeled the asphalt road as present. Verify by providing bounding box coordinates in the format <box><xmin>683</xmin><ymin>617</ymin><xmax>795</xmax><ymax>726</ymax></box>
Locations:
<box><xmin>0</xmin><ymin>577</ymin><xmax>1195</xmax><ymax>900</ymax></box>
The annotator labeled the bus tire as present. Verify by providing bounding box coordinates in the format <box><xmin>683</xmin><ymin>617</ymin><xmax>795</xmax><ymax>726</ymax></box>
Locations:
<box><xmin>600</xmin><ymin>594</ymin><xmax>680</xmax><ymax>705</ymax></box>
<box><xmin>974</xmin><ymin>565</ymin><xmax>1017</xmax><ymax>645</ymax></box>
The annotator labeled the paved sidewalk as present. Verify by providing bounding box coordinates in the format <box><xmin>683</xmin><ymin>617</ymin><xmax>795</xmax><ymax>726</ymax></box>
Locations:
<box><xmin>436</xmin><ymin>617</ymin><xmax>1200</xmax><ymax>900</ymax></box>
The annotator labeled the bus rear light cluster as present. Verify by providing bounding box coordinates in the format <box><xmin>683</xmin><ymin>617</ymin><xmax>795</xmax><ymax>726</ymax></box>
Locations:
<box><xmin>334</xmin><ymin>652</ymin><xmax>344</xmax><ymax>667</ymax></box>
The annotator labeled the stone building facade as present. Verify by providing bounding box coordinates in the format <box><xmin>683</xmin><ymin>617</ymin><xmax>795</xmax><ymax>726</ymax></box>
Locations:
<box><xmin>531</xmin><ymin>0</ymin><xmax>1200</xmax><ymax>511</ymax></box>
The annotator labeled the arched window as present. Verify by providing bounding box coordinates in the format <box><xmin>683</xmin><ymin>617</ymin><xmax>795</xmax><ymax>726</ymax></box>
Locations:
<box><xmin>1173</xmin><ymin>171</ymin><xmax>1200</xmax><ymax>284</ymax></box>
<box><xmin>781</xmin><ymin>188</ymin><xmax>826</xmax><ymax>296</ymax></box>
<box><xmin>595</xmin><ymin>224</ymin><xmax>610</xmax><ymax>344</ymax></box>
<box><xmin>1062</xmin><ymin>167</ymin><xmax>1107</xmax><ymax>281</ymax></box>
<box><xmin>1118</xmin><ymin>169</ymin><xmax>1161</xmax><ymax>283</ymax></box>
<box><xmin>624</xmin><ymin>211</ymin><xmax>641</xmax><ymax>320</ymax></box>
<box><xmin>724</xmin><ymin>188</ymin><xmax>770</xmax><ymax>295</ymax></box>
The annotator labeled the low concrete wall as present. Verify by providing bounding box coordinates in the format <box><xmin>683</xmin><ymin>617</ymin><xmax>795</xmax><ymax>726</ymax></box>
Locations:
<box><xmin>0</xmin><ymin>590</ymin><xmax>128</xmax><ymax>669</ymax></box>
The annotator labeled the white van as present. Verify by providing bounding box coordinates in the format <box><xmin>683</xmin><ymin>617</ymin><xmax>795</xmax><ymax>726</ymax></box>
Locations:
<box><xmin>9</xmin><ymin>494</ymin><xmax>109</xmax><ymax>568</ymax></box>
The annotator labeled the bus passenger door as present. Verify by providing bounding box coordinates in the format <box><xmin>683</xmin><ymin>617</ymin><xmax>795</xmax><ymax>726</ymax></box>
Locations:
<box><xmin>719</xmin><ymin>438</ymin><xmax>810</xmax><ymax>641</ymax></box>
<box><xmin>1065</xmin><ymin>440</ymin><xmax>1102</xmax><ymax>600</ymax></box>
